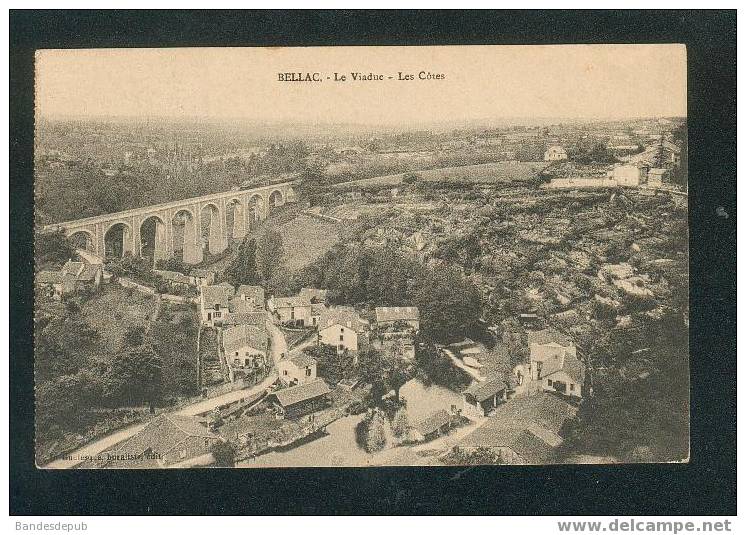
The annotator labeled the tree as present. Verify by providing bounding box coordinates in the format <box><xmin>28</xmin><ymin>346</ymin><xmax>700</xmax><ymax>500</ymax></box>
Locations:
<box><xmin>365</xmin><ymin>245</ymin><xmax>418</xmax><ymax>305</ymax></box>
<box><xmin>34</xmin><ymin>316</ymin><xmax>100</xmax><ymax>382</ymax></box>
<box><xmin>305</xmin><ymin>344</ymin><xmax>355</xmax><ymax>385</ymax></box>
<box><xmin>356</xmin><ymin>410</ymin><xmax>388</xmax><ymax>453</ymax></box>
<box><xmin>322</xmin><ymin>245</ymin><xmax>369</xmax><ymax>304</ymax></box>
<box><xmin>211</xmin><ymin>440</ymin><xmax>237</xmax><ymax>467</ymax></box>
<box><xmin>256</xmin><ymin>229</ymin><xmax>284</xmax><ymax>282</ymax></box>
<box><xmin>412</xmin><ymin>264</ymin><xmax>482</xmax><ymax>344</ymax></box>
<box><xmin>35</xmin><ymin>230</ymin><xmax>75</xmax><ymax>269</ymax></box>
<box><xmin>358</xmin><ymin>348</ymin><xmax>414</xmax><ymax>403</ymax></box>
<box><xmin>107</xmin><ymin>344</ymin><xmax>163</xmax><ymax>412</ymax></box>
<box><xmin>124</xmin><ymin>325</ymin><xmax>146</xmax><ymax>346</ymax></box>
<box><xmin>224</xmin><ymin>238</ymin><xmax>258</xmax><ymax>286</ymax></box>
<box><xmin>391</xmin><ymin>409</ymin><xmax>410</xmax><ymax>439</ymax></box>
<box><xmin>35</xmin><ymin>370</ymin><xmax>104</xmax><ymax>433</ymax></box>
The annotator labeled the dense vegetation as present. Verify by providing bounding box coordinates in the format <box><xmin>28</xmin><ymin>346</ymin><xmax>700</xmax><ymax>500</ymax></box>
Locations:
<box><xmin>34</xmin><ymin>290</ymin><xmax>200</xmax><ymax>463</ymax></box>
<box><xmin>292</xmin><ymin>243</ymin><xmax>482</xmax><ymax>344</ymax></box>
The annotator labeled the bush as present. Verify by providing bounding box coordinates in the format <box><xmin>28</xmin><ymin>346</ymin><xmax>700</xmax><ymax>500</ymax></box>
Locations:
<box><xmin>211</xmin><ymin>440</ymin><xmax>237</xmax><ymax>467</ymax></box>
<box><xmin>391</xmin><ymin>409</ymin><xmax>409</xmax><ymax>439</ymax></box>
<box><xmin>355</xmin><ymin>410</ymin><xmax>388</xmax><ymax>453</ymax></box>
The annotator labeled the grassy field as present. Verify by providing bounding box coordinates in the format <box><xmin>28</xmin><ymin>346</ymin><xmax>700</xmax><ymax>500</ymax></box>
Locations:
<box><xmin>332</xmin><ymin>161</ymin><xmax>551</xmax><ymax>190</ymax></box>
<box><xmin>278</xmin><ymin>214</ymin><xmax>341</xmax><ymax>272</ymax></box>
<box><xmin>80</xmin><ymin>285</ymin><xmax>159</xmax><ymax>357</ymax></box>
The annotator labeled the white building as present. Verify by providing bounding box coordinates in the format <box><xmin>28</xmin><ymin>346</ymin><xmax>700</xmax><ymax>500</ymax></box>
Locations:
<box><xmin>317</xmin><ymin>306</ymin><xmax>369</xmax><ymax>355</ymax></box>
<box><xmin>277</xmin><ymin>354</ymin><xmax>317</xmax><ymax>386</ymax></box>
<box><xmin>526</xmin><ymin>330</ymin><xmax>584</xmax><ymax>399</ymax></box>
<box><xmin>544</xmin><ymin>146</ymin><xmax>568</xmax><ymax>161</ymax></box>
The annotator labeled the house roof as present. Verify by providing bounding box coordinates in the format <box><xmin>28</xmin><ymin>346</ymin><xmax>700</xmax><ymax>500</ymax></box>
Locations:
<box><xmin>299</xmin><ymin>288</ymin><xmax>328</xmax><ymax>303</ymax></box>
<box><xmin>102</xmin><ymin>414</ymin><xmax>218</xmax><ymax>466</ymax></box>
<box><xmin>544</xmin><ymin>352</ymin><xmax>586</xmax><ymax>384</ymax></box>
<box><xmin>290</xmin><ymin>354</ymin><xmax>316</xmax><ymax>368</ymax></box>
<box><xmin>527</xmin><ymin>329</ymin><xmax>573</xmax><ymax>348</ymax></box>
<box><xmin>237</xmin><ymin>285</ymin><xmax>265</xmax><ymax>302</ymax></box>
<box><xmin>223</xmin><ymin>311</ymin><xmax>267</xmax><ymax>326</ymax></box>
<box><xmin>201</xmin><ymin>285</ymin><xmax>234</xmax><ymax>307</ymax></box>
<box><xmin>270</xmin><ymin>379</ymin><xmax>331</xmax><ymax>407</ymax></box>
<box><xmin>222</xmin><ymin>324</ymin><xmax>269</xmax><ymax>354</ymax></box>
<box><xmin>459</xmin><ymin>393</ymin><xmax>577</xmax><ymax>459</ymax></box>
<box><xmin>273</xmin><ymin>296</ymin><xmax>312</xmax><ymax>309</ymax></box>
<box><xmin>165</xmin><ymin>414</ymin><xmax>217</xmax><ymax>438</ymax></box>
<box><xmin>375</xmin><ymin>306</ymin><xmax>420</xmax><ymax>323</ymax></box>
<box><xmin>463</xmin><ymin>378</ymin><xmax>508</xmax><ymax>402</ymax></box>
<box><xmin>228</xmin><ymin>296</ymin><xmax>258</xmax><ymax>314</ymax></box>
<box><xmin>156</xmin><ymin>270</ymin><xmax>192</xmax><ymax>285</ymax></box>
<box><xmin>191</xmin><ymin>268</ymin><xmax>215</xmax><ymax>278</ymax></box>
<box><xmin>319</xmin><ymin>306</ymin><xmax>368</xmax><ymax>333</ymax></box>
<box><xmin>509</xmin><ymin>428</ymin><xmax>558</xmax><ymax>464</ymax></box>
<box><xmin>415</xmin><ymin>409</ymin><xmax>451</xmax><ymax>436</ymax></box>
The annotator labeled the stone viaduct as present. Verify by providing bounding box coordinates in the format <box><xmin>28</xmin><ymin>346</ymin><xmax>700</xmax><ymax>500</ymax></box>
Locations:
<box><xmin>42</xmin><ymin>182</ymin><xmax>297</xmax><ymax>265</ymax></box>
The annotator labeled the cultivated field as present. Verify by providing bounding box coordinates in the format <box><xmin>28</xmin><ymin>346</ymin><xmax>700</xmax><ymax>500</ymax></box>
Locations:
<box><xmin>333</xmin><ymin>161</ymin><xmax>551</xmax><ymax>190</ymax></box>
<box><xmin>278</xmin><ymin>214</ymin><xmax>341</xmax><ymax>272</ymax></box>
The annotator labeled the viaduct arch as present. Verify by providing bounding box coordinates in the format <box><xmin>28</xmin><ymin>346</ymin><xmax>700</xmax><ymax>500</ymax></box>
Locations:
<box><xmin>43</xmin><ymin>182</ymin><xmax>296</xmax><ymax>265</ymax></box>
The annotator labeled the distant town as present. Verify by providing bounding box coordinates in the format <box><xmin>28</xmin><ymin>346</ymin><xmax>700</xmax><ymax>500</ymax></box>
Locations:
<box><xmin>35</xmin><ymin>115</ymin><xmax>689</xmax><ymax>467</ymax></box>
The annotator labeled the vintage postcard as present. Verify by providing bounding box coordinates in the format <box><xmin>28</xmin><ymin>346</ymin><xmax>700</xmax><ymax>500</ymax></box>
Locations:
<box><xmin>33</xmin><ymin>44</ymin><xmax>689</xmax><ymax>469</ymax></box>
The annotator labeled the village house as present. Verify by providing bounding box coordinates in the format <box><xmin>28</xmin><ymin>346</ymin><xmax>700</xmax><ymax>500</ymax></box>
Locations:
<box><xmin>222</xmin><ymin>311</ymin><xmax>267</xmax><ymax>328</ymax></box>
<box><xmin>35</xmin><ymin>270</ymin><xmax>76</xmax><ymax>300</ymax></box>
<box><xmin>222</xmin><ymin>324</ymin><xmax>270</xmax><ymax>382</ymax></box>
<box><xmin>410</xmin><ymin>409</ymin><xmax>454</xmax><ymax>442</ymax></box>
<box><xmin>191</xmin><ymin>268</ymin><xmax>216</xmax><ymax>287</ymax></box>
<box><xmin>199</xmin><ymin>284</ymin><xmax>235</xmax><ymax>327</ymax></box>
<box><xmin>375</xmin><ymin>306</ymin><xmax>420</xmax><ymax>333</ymax></box>
<box><xmin>154</xmin><ymin>269</ymin><xmax>194</xmax><ymax>291</ymax></box>
<box><xmin>317</xmin><ymin>306</ymin><xmax>370</xmax><ymax>356</ymax></box>
<box><xmin>236</xmin><ymin>284</ymin><xmax>266</xmax><ymax>309</ymax></box>
<box><xmin>35</xmin><ymin>259</ymin><xmax>103</xmax><ymax>300</ymax></box>
<box><xmin>462</xmin><ymin>378</ymin><xmax>509</xmax><ymax>419</ymax></box>
<box><xmin>93</xmin><ymin>414</ymin><xmax>222</xmax><ymax>468</ymax></box>
<box><xmin>277</xmin><ymin>354</ymin><xmax>317</xmax><ymax>386</ymax></box>
<box><xmin>267</xmin><ymin>379</ymin><xmax>331</xmax><ymax>419</ymax></box>
<box><xmin>268</xmin><ymin>295</ymin><xmax>313</xmax><ymax>327</ymax></box>
<box><xmin>543</xmin><ymin>145</ymin><xmax>568</xmax><ymax>161</ymax></box>
<box><xmin>523</xmin><ymin>329</ymin><xmax>585</xmax><ymax>399</ymax></box>
<box><xmin>457</xmin><ymin>392</ymin><xmax>578</xmax><ymax>465</ymax></box>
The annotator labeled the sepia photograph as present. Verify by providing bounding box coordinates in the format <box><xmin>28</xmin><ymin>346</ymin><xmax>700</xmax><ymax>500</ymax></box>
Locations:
<box><xmin>29</xmin><ymin>43</ymin><xmax>692</xmax><ymax>470</ymax></box>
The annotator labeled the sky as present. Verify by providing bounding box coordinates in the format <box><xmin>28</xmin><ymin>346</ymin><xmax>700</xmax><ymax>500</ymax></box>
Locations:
<box><xmin>36</xmin><ymin>45</ymin><xmax>687</xmax><ymax>124</ymax></box>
